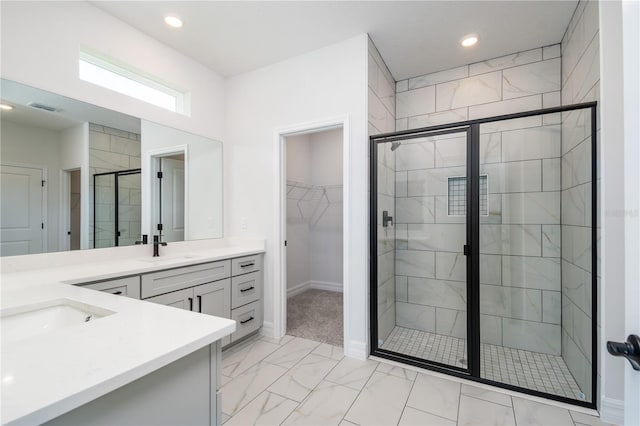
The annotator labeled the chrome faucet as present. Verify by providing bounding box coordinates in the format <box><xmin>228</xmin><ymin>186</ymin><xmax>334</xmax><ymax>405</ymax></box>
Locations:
<box><xmin>153</xmin><ymin>235</ymin><xmax>167</xmax><ymax>257</ymax></box>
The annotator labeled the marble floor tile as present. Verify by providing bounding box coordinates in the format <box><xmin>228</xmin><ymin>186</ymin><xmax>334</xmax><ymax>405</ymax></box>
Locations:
<box><xmin>512</xmin><ymin>397</ymin><xmax>574</xmax><ymax>425</ymax></box>
<box><xmin>263</xmin><ymin>337</ymin><xmax>320</xmax><ymax>369</ymax></box>
<box><xmin>260</xmin><ymin>335</ymin><xmax>295</xmax><ymax>346</ymax></box>
<box><xmin>376</xmin><ymin>362</ymin><xmax>418</xmax><ymax>380</ymax></box>
<box><xmin>344</xmin><ymin>371</ymin><xmax>414</xmax><ymax>425</ymax></box>
<box><xmin>398</xmin><ymin>406</ymin><xmax>456</xmax><ymax>426</ymax></box>
<box><xmin>458</xmin><ymin>394</ymin><xmax>516</xmax><ymax>426</ymax></box>
<box><xmin>225</xmin><ymin>391</ymin><xmax>298</xmax><ymax>426</ymax></box>
<box><xmin>312</xmin><ymin>343</ymin><xmax>344</xmax><ymax>361</ymax></box>
<box><xmin>569</xmin><ymin>411</ymin><xmax>613</xmax><ymax>426</ymax></box>
<box><xmin>407</xmin><ymin>373</ymin><xmax>461</xmax><ymax>421</ymax></box>
<box><xmin>268</xmin><ymin>354</ymin><xmax>339</xmax><ymax>402</ymax></box>
<box><xmin>222</xmin><ymin>340</ymin><xmax>281</xmax><ymax>377</ymax></box>
<box><xmin>324</xmin><ymin>357</ymin><xmax>379</xmax><ymax>390</ymax></box>
<box><xmin>339</xmin><ymin>420</ymin><xmax>359</xmax><ymax>426</ymax></box>
<box><xmin>221</xmin><ymin>375</ymin><xmax>232</xmax><ymax>386</ymax></box>
<box><xmin>221</xmin><ymin>413</ymin><xmax>230</xmax><ymax>424</ymax></box>
<box><xmin>221</xmin><ymin>361</ymin><xmax>289</xmax><ymax>417</ymax></box>
<box><xmin>282</xmin><ymin>380</ymin><xmax>359</xmax><ymax>426</ymax></box>
<box><xmin>461</xmin><ymin>383</ymin><xmax>512</xmax><ymax>407</ymax></box>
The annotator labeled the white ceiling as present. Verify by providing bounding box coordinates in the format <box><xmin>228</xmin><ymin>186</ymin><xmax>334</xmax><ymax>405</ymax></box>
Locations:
<box><xmin>93</xmin><ymin>1</ymin><xmax>577</xmax><ymax>81</ymax></box>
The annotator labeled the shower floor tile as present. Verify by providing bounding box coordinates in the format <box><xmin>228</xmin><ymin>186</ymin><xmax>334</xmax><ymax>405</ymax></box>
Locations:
<box><xmin>380</xmin><ymin>326</ymin><xmax>584</xmax><ymax>401</ymax></box>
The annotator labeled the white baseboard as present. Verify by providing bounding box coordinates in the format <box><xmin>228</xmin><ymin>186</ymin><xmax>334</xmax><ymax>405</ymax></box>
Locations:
<box><xmin>600</xmin><ymin>397</ymin><xmax>624</xmax><ymax>425</ymax></box>
<box><xmin>287</xmin><ymin>281</ymin><xmax>312</xmax><ymax>298</ymax></box>
<box><xmin>310</xmin><ymin>280</ymin><xmax>343</xmax><ymax>293</ymax></box>
<box><xmin>260</xmin><ymin>321</ymin><xmax>275</xmax><ymax>339</ymax></box>
<box><xmin>344</xmin><ymin>340</ymin><xmax>368</xmax><ymax>360</ymax></box>
<box><xmin>287</xmin><ymin>280</ymin><xmax>343</xmax><ymax>298</ymax></box>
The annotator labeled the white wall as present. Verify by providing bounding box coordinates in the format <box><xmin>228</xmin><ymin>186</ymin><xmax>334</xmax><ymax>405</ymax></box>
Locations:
<box><xmin>309</xmin><ymin>129</ymin><xmax>343</xmax><ymax>286</ymax></box>
<box><xmin>285</xmin><ymin>129</ymin><xmax>344</xmax><ymax>294</ymax></box>
<box><xmin>1</xmin><ymin>120</ymin><xmax>62</xmax><ymax>253</ymax></box>
<box><xmin>60</xmin><ymin>123</ymin><xmax>89</xmax><ymax>249</ymax></box>
<box><xmin>225</xmin><ymin>34</ymin><xmax>368</xmax><ymax>357</ymax></box>
<box><xmin>286</xmin><ymin>134</ymin><xmax>312</xmax><ymax>292</ymax></box>
<box><xmin>141</xmin><ymin>121</ymin><xmax>223</xmax><ymax>241</ymax></box>
<box><xmin>599</xmin><ymin>0</ymin><xmax>640</xmax><ymax>423</ymax></box>
<box><xmin>0</xmin><ymin>1</ymin><xmax>225</xmax><ymax>141</ymax></box>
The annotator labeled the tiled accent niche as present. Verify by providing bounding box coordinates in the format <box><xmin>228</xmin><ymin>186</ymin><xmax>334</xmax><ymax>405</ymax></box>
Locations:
<box><xmin>88</xmin><ymin>124</ymin><xmax>141</xmax><ymax>248</ymax></box>
<box><xmin>560</xmin><ymin>0</ymin><xmax>600</xmax><ymax>402</ymax></box>
<box><xmin>394</xmin><ymin>45</ymin><xmax>564</xmax><ymax>355</ymax></box>
<box><xmin>368</xmin><ymin>37</ymin><xmax>396</xmax><ymax>342</ymax></box>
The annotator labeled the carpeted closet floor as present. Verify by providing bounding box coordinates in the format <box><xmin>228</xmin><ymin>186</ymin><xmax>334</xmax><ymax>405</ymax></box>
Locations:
<box><xmin>286</xmin><ymin>289</ymin><xmax>343</xmax><ymax>347</ymax></box>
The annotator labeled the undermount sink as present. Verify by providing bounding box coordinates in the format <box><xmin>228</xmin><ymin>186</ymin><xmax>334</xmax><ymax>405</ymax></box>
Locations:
<box><xmin>1</xmin><ymin>299</ymin><xmax>115</xmax><ymax>343</ymax></box>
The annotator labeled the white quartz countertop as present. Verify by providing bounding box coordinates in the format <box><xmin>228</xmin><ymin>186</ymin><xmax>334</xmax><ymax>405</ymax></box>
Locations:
<box><xmin>1</xmin><ymin>241</ymin><xmax>264</xmax><ymax>425</ymax></box>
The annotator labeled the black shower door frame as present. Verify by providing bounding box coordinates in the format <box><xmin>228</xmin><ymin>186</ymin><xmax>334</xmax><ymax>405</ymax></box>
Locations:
<box><xmin>93</xmin><ymin>168</ymin><xmax>141</xmax><ymax>247</ymax></box>
<box><xmin>369</xmin><ymin>101</ymin><xmax>598</xmax><ymax>409</ymax></box>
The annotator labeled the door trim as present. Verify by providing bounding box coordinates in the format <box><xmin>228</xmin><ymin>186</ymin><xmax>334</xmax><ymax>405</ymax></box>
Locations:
<box><xmin>272</xmin><ymin>115</ymin><xmax>351</xmax><ymax>354</ymax></box>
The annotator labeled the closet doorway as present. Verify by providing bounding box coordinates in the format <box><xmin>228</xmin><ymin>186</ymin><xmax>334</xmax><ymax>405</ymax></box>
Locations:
<box><xmin>284</xmin><ymin>127</ymin><xmax>344</xmax><ymax>347</ymax></box>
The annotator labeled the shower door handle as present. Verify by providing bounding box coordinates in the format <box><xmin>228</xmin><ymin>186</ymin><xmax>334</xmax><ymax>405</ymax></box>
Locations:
<box><xmin>607</xmin><ymin>334</ymin><xmax>640</xmax><ymax>371</ymax></box>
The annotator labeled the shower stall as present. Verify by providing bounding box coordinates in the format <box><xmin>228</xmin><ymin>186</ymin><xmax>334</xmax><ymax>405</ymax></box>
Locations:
<box><xmin>92</xmin><ymin>168</ymin><xmax>142</xmax><ymax>248</ymax></box>
<box><xmin>370</xmin><ymin>102</ymin><xmax>597</xmax><ymax>408</ymax></box>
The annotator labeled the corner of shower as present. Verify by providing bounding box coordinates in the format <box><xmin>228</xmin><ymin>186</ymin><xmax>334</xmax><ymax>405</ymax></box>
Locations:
<box><xmin>369</xmin><ymin>102</ymin><xmax>598</xmax><ymax>409</ymax></box>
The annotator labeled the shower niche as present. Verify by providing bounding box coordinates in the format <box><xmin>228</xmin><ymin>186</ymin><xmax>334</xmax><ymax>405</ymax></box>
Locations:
<box><xmin>370</xmin><ymin>103</ymin><xmax>597</xmax><ymax>408</ymax></box>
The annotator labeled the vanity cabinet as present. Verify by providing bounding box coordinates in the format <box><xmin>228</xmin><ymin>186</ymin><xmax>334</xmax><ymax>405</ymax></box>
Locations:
<box><xmin>78</xmin><ymin>276</ymin><xmax>141</xmax><ymax>299</ymax></box>
<box><xmin>142</xmin><ymin>254</ymin><xmax>263</xmax><ymax>347</ymax></box>
<box><xmin>146</xmin><ymin>279</ymin><xmax>232</xmax><ymax>347</ymax></box>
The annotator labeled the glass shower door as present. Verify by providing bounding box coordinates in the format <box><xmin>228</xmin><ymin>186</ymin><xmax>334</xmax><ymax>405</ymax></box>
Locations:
<box><xmin>375</xmin><ymin>128</ymin><xmax>470</xmax><ymax>371</ymax></box>
<box><xmin>478</xmin><ymin>112</ymin><xmax>594</xmax><ymax>402</ymax></box>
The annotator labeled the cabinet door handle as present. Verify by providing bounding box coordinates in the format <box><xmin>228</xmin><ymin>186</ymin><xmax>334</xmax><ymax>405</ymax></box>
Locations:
<box><xmin>197</xmin><ymin>295</ymin><xmax>202</xmax><ymax>313</ymax></box>
<box><xmin>240</xmin><ymin>262</ymin><xmax>255</xmax><ymax>268</ymax></box>
<box><xmin>240</xmin><ymin>286</ymin><xmax>255</xmax><ymax>293</ymax></box>
<box><xmin>189</xmin><ymin>297</ymin><xmax>193</xmax><ymax>311</ymax></box>
<box><xmin>240</xmin><ymin>316</ymin><xmax>254</xmax><ymax>325</ymax></box>
<box><xmin>113</xmin><ymin>291</ymin><xmax>123</xmax><ymax>295</ymax></box>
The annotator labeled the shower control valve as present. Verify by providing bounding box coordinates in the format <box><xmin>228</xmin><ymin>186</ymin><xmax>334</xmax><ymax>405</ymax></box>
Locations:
<box><xmin>382</xmin><ymin>210</ymin><xmax>393</xmax><ymax>228</ymax></box>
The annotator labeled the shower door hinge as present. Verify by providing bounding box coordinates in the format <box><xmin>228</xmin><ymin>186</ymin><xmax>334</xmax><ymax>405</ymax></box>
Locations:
<box><xmin>41</xmin><ymin>180</ymin><xmax>46</xmax><ymax>187</ymax></box>
<box><xmin>284</xmin><ymin>240</ymin><xmax>287</xmax><ymax>247</ymax></box>
<box><xmin>464</xmin><ymin>245</ymin><xmax>470</xmax><ymax>255</ymax></box>
<box><xmin>157</xmin><ymin>171</ymin><xmax>163</xmax><ymax>179</ymax></box>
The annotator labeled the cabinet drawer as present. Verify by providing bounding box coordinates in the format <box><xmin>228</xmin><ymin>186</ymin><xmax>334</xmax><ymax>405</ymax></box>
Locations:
<box><xmin>141</xmin><ymin>260</ymin><xmax>231</xmax><ymax>298</ymax></box>
<box><xmin>231</xmin><ymin>255</ymin><xmax>262</xmax><ymax>276</ymax></box>
<box><xmin>231</xmin><ymin>300</ymin><xmax>262</xmax><ymax>342</ymax></box>
<box><xmin>231</xmin><ymin>272</ymin><xmax>261</xmax><ymax>309</ymax></box>
<box><xmin>80</xmin><ymin>276</ymin><xmax>141</xmax><ymax>299</ymax></box>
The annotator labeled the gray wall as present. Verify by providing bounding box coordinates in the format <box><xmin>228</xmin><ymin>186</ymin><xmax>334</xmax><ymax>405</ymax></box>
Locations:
<box><xmin>560</xmin><ymin>0</ymin><xmax>600</xmax><ymax>402</ymax></box>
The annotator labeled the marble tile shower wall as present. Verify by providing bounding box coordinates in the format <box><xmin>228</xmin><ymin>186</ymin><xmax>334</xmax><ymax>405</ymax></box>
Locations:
<box><xmin>394</xmin><ymin>44</ymin><xmax>565</xmax><ymax>355</ymax></box>
<box><xmin>368</xmin><ymin>38</ymin><xmax>396</xmax><ymax>342</ymax></box>
<box><xmin>560</xmin><ymin>0</ymin><xmax>600</xmax><ymax>402</ymax></box>
<box><xmin>88</xmin><ymin>124</ymin><xmax>142</xmax><ymax>248</ymax></box>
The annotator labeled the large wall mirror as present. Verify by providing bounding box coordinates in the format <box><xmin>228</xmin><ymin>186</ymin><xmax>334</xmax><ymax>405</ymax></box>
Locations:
<box><xmin>0</xmin><ymin>79</ymin><xmax>223</xmax><ymax>256</ymax></box>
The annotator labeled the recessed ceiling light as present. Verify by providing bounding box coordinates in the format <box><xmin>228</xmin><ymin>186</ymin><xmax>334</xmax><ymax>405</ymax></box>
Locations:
<box><xmin>164</xmin><ymin>15</ymin><xmax>183</xmax><ymax>28</ymax></box>
<box><xmin>0</xmin><ymin>103</ymin><xmax>14</xmax><ymax>111</ymax></box>
<box><xmin>461</xmin><ymin>34</ymin><xmax>479</xmax><ymax>47</ymax></box>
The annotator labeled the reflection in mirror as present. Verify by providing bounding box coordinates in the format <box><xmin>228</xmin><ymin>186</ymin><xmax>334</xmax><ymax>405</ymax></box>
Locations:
<box><xmin>155</xmin><ymin>154</ymin><xmax>185</xmax><ymax>243</ymax></box>
<box><xmin>0</xmin><ymin>79</ymin><xmax>223</xmax><ymax>257</ymax></box>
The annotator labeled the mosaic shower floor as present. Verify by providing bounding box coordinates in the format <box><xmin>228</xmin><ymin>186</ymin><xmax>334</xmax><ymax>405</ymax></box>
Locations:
<box><xmin>380</xmin><ymin>326</ymin><xmax>584</xmax><ymax>401</ymax></box>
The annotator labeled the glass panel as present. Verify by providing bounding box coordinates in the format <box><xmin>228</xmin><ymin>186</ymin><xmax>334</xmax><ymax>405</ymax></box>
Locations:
<box><xmin>117</xmin><ymin>173</ymin><xmax>141</xmax><ymax>247</ymax></box>
<box><xmin>93</xmin><ymin>174</ymin><xmax>115</xmax><ymax>248</ymax></box>
<box><xmin>479</xmin><ymin>111</ymin><xmax>593</xmax><ymax>402</ymax></box>
<box><xmin>377</xmin><ymin>130</ymin><xmax>469</xmax><ymax>370</ymax></box>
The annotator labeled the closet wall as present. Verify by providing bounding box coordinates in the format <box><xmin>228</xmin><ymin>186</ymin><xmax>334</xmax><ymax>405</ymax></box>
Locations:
<box><xmin>286</xmin><ymin>128</ymin><xmax>343</xmax><ymax>296</ymax></box>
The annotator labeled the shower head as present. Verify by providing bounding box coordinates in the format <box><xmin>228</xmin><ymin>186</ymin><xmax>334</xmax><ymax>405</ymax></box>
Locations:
<box><xmin>390</xmin><ymin>141</ymin><xmax>402</xmax><ymax>151</ymax></box>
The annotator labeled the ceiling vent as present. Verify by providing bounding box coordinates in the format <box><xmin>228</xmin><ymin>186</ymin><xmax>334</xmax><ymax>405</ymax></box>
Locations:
<box><xmin>27</xmin><ymin>102</ymin><xmax>59</xmax><ymax>113</ymax></box>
